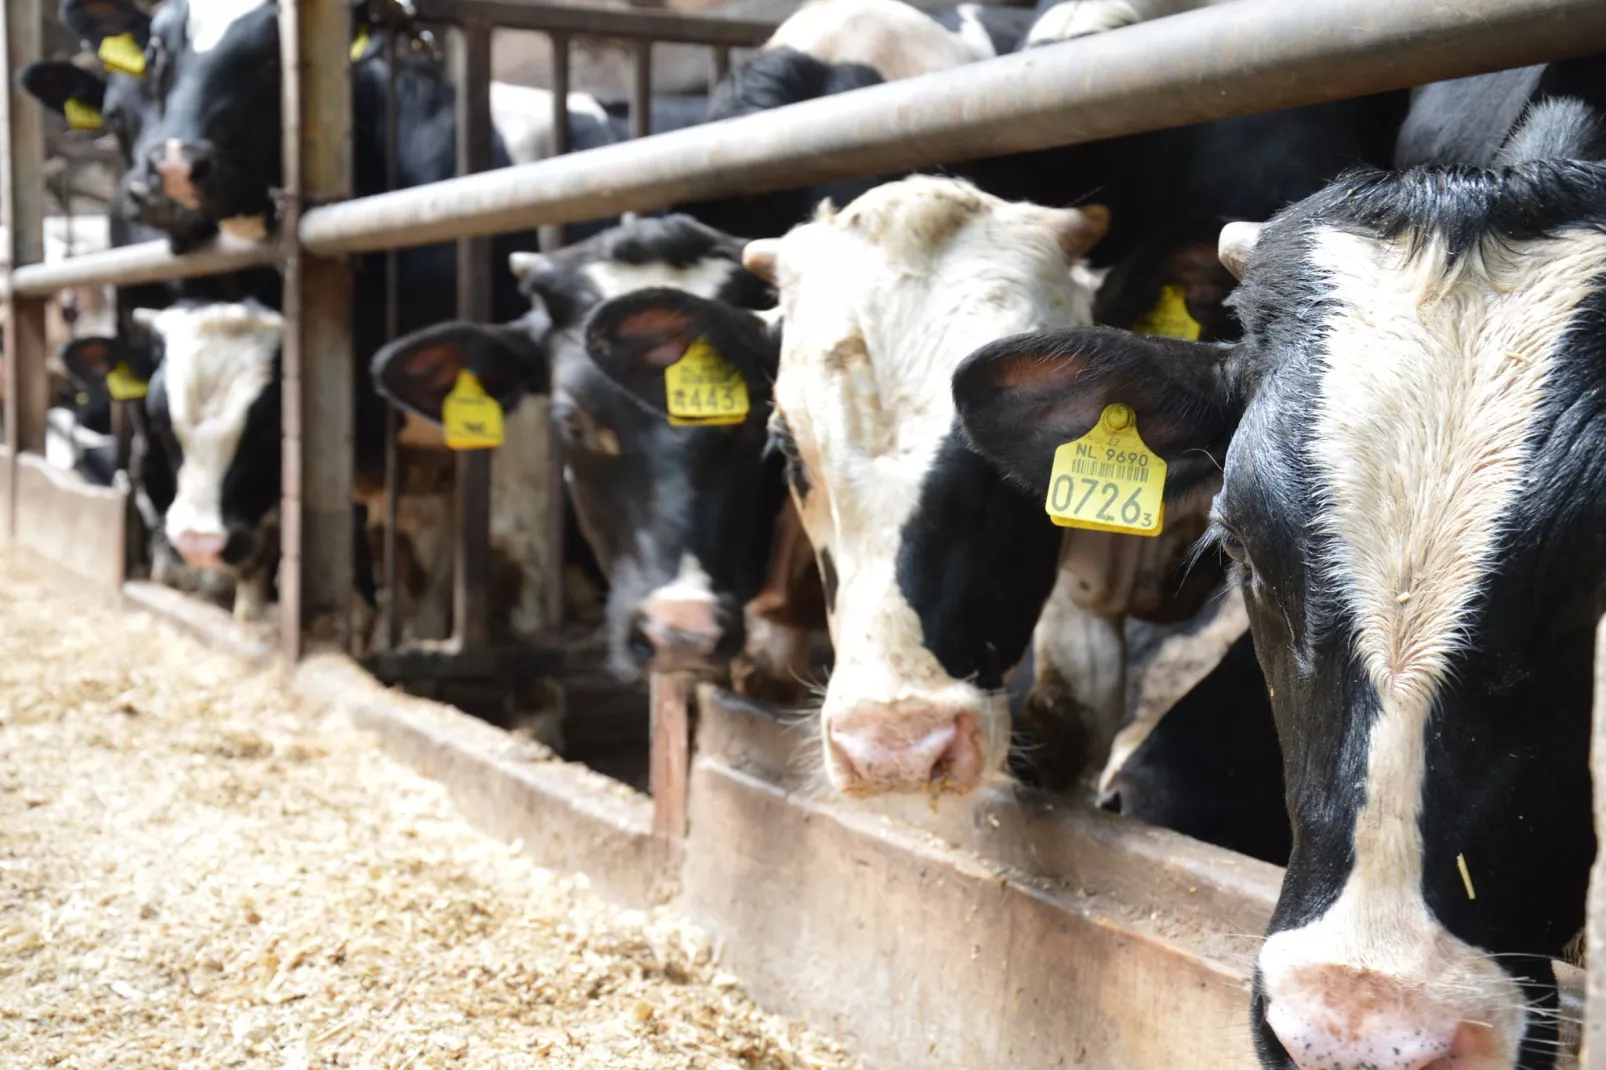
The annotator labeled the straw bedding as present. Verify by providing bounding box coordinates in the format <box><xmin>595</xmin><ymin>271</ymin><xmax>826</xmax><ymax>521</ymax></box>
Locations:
<box><xmin>0</xmin><ymin>570</ymin><xmax>861</xmax><ymax>1070</ymax></box>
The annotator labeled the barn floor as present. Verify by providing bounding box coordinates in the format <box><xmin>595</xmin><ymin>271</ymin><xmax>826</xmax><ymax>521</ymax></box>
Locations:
<box><xmin>0</xmin><ymin>569</ymin><xmax>861</xmax><ymax>1070</ymax></box>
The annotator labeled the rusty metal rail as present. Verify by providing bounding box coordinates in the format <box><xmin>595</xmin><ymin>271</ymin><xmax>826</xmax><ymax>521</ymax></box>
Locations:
<box><xmin>414</xmin><ymin>0</ymin><xmax>775</xmax><ymax>45</ymax></box>
<box><xmin>6</xmin><ymin>235</ymin><xmax>284</xmax><ymax>296</ymax></box>
<box><xmin>299</xmin><ymin>0</ymin><xmax>1606</xmax><ymax>255</ymax></box>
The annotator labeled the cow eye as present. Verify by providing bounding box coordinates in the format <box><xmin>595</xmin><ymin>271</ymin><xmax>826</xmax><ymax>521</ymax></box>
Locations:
<box><xmin>1210</xmin><ymin>520</ymin><xmax>1252</xmax><ymax>571</ymax></box>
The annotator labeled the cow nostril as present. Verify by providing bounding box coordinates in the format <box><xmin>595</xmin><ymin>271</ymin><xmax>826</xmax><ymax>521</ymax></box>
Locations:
<box><xmin>626</xmin><ymin>624</ymin><xmax>655</xmax><ymax>664</ymax></box>
<box><xmin>187</xmin><ymin>155</ymin><xmax>211</xmax><ymax>184</ymax></box>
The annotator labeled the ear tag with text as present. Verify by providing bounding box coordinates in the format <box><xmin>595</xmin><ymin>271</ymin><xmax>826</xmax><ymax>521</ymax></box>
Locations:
<box><xmin>1045</xmin><ymin>403</ymin><xmax>1166</xmax><ymax>536</ymax></box>
<box><xmin>664</xmin><ymin>338</ymin><xmax>749</xmax><ymax>427</ymax></box>
<box><xmin>63</xmin><ymin>97</ymin><xmax>103</xmax><ymax>132</ymax></box>
<box><xmin>350</xmin><ymin>25</ymin><xmax>372</xmax><ymax>62</ymax></box>
<box><xmin>105</xmin><ymin>362</ymin><xmax>148</xmax><ymax>402</ymax></box>
<box><xmin>442</xmin><ymin>370</ymin><xmax>504</xmax><ymax>449</ymax></box>
<box><xmin>1132</xmin><ymin>284</ymin><xmax>1202</xmax><ymax>341</ymax></box>
<box><xmin>97</xmin><ymin>33</ymin><xmax>146</xmax><ymax>78</ymax></box>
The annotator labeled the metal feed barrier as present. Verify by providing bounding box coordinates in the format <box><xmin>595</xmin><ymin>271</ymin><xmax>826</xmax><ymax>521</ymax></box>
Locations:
<box><xmin>7</xmin><ymin>0</ymin><xmax>1606</xmax><ymax>1065</ymax></box>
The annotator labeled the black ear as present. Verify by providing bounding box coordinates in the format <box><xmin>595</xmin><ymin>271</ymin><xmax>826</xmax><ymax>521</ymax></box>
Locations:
<box><xmin>953</xmin><ymin>326</ymin><xmax>1239</xmax><ymax>501</ymax></box>
<box><xmin>1094</xmin><ymin>223</ymin><xmax>1242</xmax><ymax>343</ymax></box>
<box><xmin>18</xmin><ymin>61</ymin><xmax>106</xmax><ymax>120</ymax></box>
<box><xmin>60</xmin><ymin>0</ymin><xmax>150</xmax><ymax>48</ymax></box>
<box><xmin>370</xmin><ymin>319</ymin><xmax>548</xmax><ymax>424</ymax></box>
<box><xmin>583</xmin><ymin>287</ymin><xmax>777</xmax><ymax>415</ymax></box>
<box><xmin>60</xmin><ymin>335</ymin><xmax>150</xmax><ymax>391</ymax></box>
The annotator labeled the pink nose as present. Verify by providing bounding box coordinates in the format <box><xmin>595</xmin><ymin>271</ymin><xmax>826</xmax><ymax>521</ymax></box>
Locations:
<box><xmin>632</xmin><ymin>597</ymin><xmax>726</xmax><ymax>671</ymax></box>
<box><xmin>825</xmin><ymin>704</ymin><xmax>984</xmax><ymax>795</ymax></box>
<box><xmin>1266</xmin><ymin>967</ymin><xmax>1492</xmax><ymax>1070</ymax></box>
<box><xmin>171</xmin><ymin>531</ymin><xmax>226</xmax><ymax>570</ymax></box>
<box><xmin>154</xmin><ymin>140</ymin><xmax>202</xmax><ymax>209</ymax></box>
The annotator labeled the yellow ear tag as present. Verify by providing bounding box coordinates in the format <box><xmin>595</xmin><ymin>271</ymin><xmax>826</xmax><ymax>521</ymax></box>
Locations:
<box><xmin>1131</xmin><ymin>284</ymin><xmax>1202</xmax><ymax>341</ymax></box>
<box><xmin>63</xmin><ymin>97</ymin><xmax>103</xmax><ymax>132</ymax></box>
<box><xmin>97</xmin><ymin>33</ymin><xmax>146</xmax><ymax>78</ymax></box>
<box><xmin>664</xmin><ymin>338</ymin><xmax>749</xmax><ymax>427</ymax></box>
<box><xmin>1045</xmin><ymin>403</ymin><xmax>1166</xmax><ymax>536</ymax></box>
<box><xmin>442</xmin><ymin>369</ymin><xmax>505</xmax><ymax>450</ymax></box>
<box><xmin>105</xmin><ymin>362</ymin><xmax>149</xmax><ymax>402</ymax></box>
<box><xmin>350</xmin><ymin>26</ymin><xmax>371</xmax><ymax>62</ymax></box>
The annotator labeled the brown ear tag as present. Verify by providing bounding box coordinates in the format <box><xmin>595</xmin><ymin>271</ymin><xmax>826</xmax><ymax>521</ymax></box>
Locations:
<box><xmin>105</xmin><ymin>362</ymin><xmax>149</xmax><ymax>401</ymax></box>
<box><xmin>1132</xmin><ymin>284</ymin><xmax>1202</xmax><ymax>341</ymax></box>
<box><xmin>442</xmin><ymin>370</ymin><xmax>505</xmax><ymax>450</ymax></box>
<box><xmin>1045</xmin><ymin>403</ymin><xmax>1166</xmax><ymax>536</ymax></box>
<box><xmin>97</xmin><ymin>33</ymin><xmax>146</xmax><ymax>78</ymax></box>
<box><xmin>664</xmin><ymin>338</ymin><xmax>749</xmax><ymax>428</ymax></box>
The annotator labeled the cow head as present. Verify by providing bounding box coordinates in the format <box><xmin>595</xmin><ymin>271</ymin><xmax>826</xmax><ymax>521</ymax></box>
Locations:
<box><xmin>135</xmin><ymin>300</ymin><xmax>284</xmax><ymax>576</ymax></box>
<box><xmin>956</xmin><ymin>100</ymin><xmax>1606</xmax><ymax>1070</ymax></box>
<box><xmin>119</xmin><ymin>0</ymin><xmax>286</xmax><ymax>245</ymax></box>
<box><xmin>371</xmin><ymin>214</ymin><xmax>780</xmax><ymax>679</ymax></box>
<box><xmin>749</xmin><ymin>176</ymin><xmax>1108</xmax><ymax>797</ymax></box>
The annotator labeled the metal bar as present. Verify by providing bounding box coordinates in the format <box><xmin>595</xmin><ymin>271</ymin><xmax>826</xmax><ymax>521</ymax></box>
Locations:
<box><xmin>631</xmin><ymin>41</ymin><xmax>653</xmax><ymax>140</ymax></box>
<box><xmin>3</xmin><ymin>0</ymin><xmax>50</xmax><ymax>484</ymax></box>
<box><xmin>280</xmin><ymin>0</ymin><xmax>355</xmax><ymax>663</ymax></box>
<box><xmin>412</xmin><ymin>0</ymin><xmax>775</xmax><ymax>45</ymax></box>
<box><xmin>711</xmin><ymin>45</ymin><xmax>731</xmax><ymax>93</ymax></box>
<box><xmin>302</xmin><ymin>0</ymin><xmax>1606</xmax><ymax>257</ymax></box>
<box><xmin>540</xmin><ymin>30</ymin><xmax>570</xmax><ymax>627</ymax></box>
<box><xmin>382</xmin><ymin>24</ymin><xmax>402</xmax><ymax>653</ymax></box>
<box><xmin>538</xmin><ymin>32</ymin><xmax>571</xmax><ymax>253</ymax></box>
<box><xmin>451</xmin><ymin>20</ymin><xmax>495</xmax><ymax>651</ymax></box>
<box><xmin>8</xmin><ymin>237</ymin><xmax>283</xmax><ymax>296</ymax></box>
<box><xmin>650</xmin><ymin>672</ymin><xmax>692</xmax><ymax>870</ymax></box>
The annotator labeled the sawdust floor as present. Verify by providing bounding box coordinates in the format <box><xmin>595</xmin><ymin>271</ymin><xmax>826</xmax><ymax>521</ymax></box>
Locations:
<box><xmin>0</xmin><ymin>569</ymin><xmax>862</xmax><ymax>1070</ymax></box>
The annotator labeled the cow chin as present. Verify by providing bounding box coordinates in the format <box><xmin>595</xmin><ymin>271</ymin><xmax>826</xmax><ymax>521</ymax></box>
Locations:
<box><xmin>819</xmin><ymin>684</ymin><xmax>1008</xmax><ymax>798</ymax></box>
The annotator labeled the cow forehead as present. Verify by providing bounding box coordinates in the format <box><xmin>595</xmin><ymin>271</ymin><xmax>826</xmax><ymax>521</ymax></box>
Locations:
<box><xmin>188</xmin><ymin>0</ymin><xmax>271</xmax><ymax>53</ymax></box>
<box><xmin>580</xmin><ymin>256</ymin><xmax>738</xmax><ymax>302</ymax></box>
<box><xmin>153</xmin><ymin>304</ymin><xmax>282</xmax><ymax>431</ymax></box>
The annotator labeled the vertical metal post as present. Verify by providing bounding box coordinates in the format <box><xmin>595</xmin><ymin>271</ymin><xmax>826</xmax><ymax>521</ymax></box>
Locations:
<box><xmin>631</xmin><ymin>41</ymin><xmax>654</xmax><ymax>140</ymax></box>
<box><xmin>540</xmin><ymin>31</ymin><xmax>573</xmax><ymax>628</ymax></box>
<box><xmin>650</xmin><ymin>671</ymin><xmax>692</xmax><ymax>871</ymax></box>
<box><xmin>450</xmin><ymin>19</ymin><xmax>494</xmax><ymax>650</ymax></box>
<box><xmin>539</xmin><ymin>32</ymin><xmax>572</xmax><ymax>254</ymax></box>
<box><xmin>711</xmin><ymin>45</ymin><xmax>731</xmax><ymax>93</ymax></box>
<box><xmin>382</xmin><ymin>25</ymin><xmax>403</xmax><ymax>652</ymax></box>
<box><xmin>279</xmin><ymin>0</ymin><xmax>355</xmax><ymax>663</ymax></box>
<box><xmin>2</xmin><ymin>0</ymin><xmax>50</xmax><ymax>536</ymax></box>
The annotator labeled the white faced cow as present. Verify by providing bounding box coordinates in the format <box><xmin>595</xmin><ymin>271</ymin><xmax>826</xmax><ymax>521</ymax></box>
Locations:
<box><xmin>957</xmin><ymin>99</ymin><xmax>1606</xmax><ymax>1070</ymax></box>
<box><xmin>745</xmin><ymin>176</ymin><xmax>1109</xmax><ymax>797</ymax></box>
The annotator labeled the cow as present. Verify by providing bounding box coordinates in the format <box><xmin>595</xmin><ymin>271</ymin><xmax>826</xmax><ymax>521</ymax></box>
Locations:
<box><xmin>954</xmin><ymin>97</ymin><xmax>1606</xmax><ymax>1070</ymax></box>
<box><xmin>369</xmin><ymin>214</ymin><xmax>807</xmax><ymax>686</ymax></box>
<box><xmin>738</xmin><ymin>175</ymin><xmax>1109</xmax><ymax>797</ymax></box>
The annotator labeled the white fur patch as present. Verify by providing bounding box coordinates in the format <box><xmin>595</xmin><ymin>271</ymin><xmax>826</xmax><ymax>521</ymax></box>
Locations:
<box><xmin>188</xmin><ymin>0</ymin><xmax>270</xmax><ymax>54</ymax></box>
<box><xmin>770</xmin><ymin>177</ymin><xmax>1101</xmax><ymax>791</ymax></box>
<box><xmin>952</xmin><ymin>5</ymin><xmax>998</xmax><ymax>60</ymax></box>
<box><xmin>582</xmin><ymin>257</ymin><xmax>739</xmax><ymax>302</ymax></box>
<box><xmin>151</xmin><ymin>303</ymin><xmax>284</xmax><ymax>544</ymax></box>
<box><xmin>489</xmin><ymin>83</ymin><xmax>614</xmax><ymax>166</ymax></box>
<box><xmin>1258</xmin><ymin>226</ymin><xmax>1606</xmax><ymax>1059</ymax></box>
<box><xmin>766</xmin><ymin>0</ymin><xmax>980</xmax><ymax>80</ymax></box>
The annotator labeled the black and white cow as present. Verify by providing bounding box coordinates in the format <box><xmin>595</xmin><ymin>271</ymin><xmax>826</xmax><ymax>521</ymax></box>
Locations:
<box><xmin>371</xmin><ymin>214</ymin><xmax>791</xmax><ymax>680</ymax></box>
<box><xmin>744</xmin><ymin>176</ymin><xmax>1110</xmax><ymax>796</ymax></box>
<box><xmin>956</xmin><ymin>98</ymin><xmax>1606</xmax><ymax>1070</ymax></box>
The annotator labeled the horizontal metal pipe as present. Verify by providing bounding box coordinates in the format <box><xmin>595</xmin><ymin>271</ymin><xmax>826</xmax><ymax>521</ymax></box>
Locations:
<box><xmin>413</xmin><ymin>0</ymin><xmax>775</xmax><ymax>45</ymax></box>
<box><xmin>8</xmin><ymin>236</ymin><xmax>283</xmax><ymax>295</ymax></box>
<box><xmin>301</xmin><ymin>0</ymin><xmax>1606</xmax><ymax>257</ymax></box>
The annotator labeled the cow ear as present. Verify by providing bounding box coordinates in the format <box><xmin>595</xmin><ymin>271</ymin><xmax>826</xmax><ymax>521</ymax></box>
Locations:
<box><xmin>18</xmin><ymin>62</ymin><xmax>106</xmax><ymax>121</ymax></box>
<box><xmin>370</xmin><ymin>321</ymin><xmax>547</xmax><ymax>424</ymax></box>
<box><xmin>953</xmin><ymin>326</ymin><xmax>1239</xmax><ymax>500</ymax></box>
<box><xmin>60</xmin><ymin>0</ymin><xmax>150</xmax><ymax>48</ymax></box>
<box><xmin>1094</xmin><ymin>225</ymin><xmax>1242</xmax><ymax>343</ymax></box>
<box><xmin>61</xmin><ymin>335</ymin><xmax>147</xmax><ymax>390</ymax></box>
<box><xmin>583</xmin><ymin>286</ymin><xmax>778</xmax><ymax>415</ymax></box>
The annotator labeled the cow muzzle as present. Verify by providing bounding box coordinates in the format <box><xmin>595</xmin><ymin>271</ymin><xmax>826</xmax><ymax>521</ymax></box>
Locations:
<box><xmin>627</xmin><ymin>594</ymin><xmax>741</xmax><ymax>675</ymax></box>
<box><xmin>171</xmin><ymin>531</ymin><xmax>228</xmax><ymax>571</ymax></box>
<box><xmin>824</xmin><ymin>702</ymin><xmax>985</xmax><ymax>796</ymax></box>
<box><xmin>147</xmin><ymin>138</ymin><xmax>214</xmax><ymax>212</ymax></box>
<box><xmin>1262</xmin><ymin>965</ymin><xmax>1509</xmax><ymax>1070</ymax></box>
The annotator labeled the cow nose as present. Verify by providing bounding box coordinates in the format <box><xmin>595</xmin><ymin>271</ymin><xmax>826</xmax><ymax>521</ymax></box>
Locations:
<box><xmin>627</xmin><ymin>597</ymin><xmax>734</xmax><ymax>672</ymax></box>
<box><xmin>149</xmin><ymin>138</ymin><xmax>212</xmax><ymax>210</ymax></box>
<box><xmin>1265</xmin><ymin>967</ymin><xmax>1486</xmax><ymax>1070</ymax></box>
<box><xmin>824</xmin><ymin>704</ymin><xmax>984</xmax><ymax>795</ymax></box>
<box><xmin>171</xmin><ymin>531</ymin><xmax>227</xmax><ymax>570</ymax></box>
